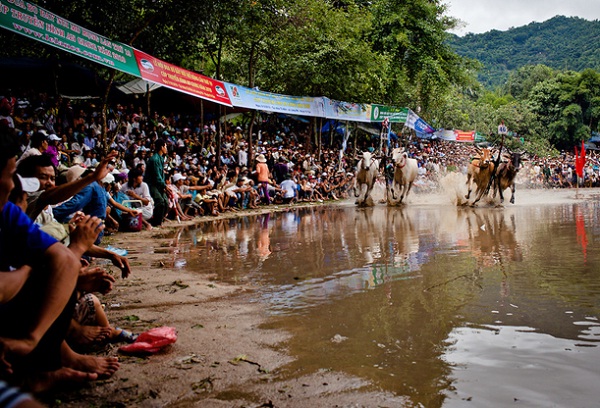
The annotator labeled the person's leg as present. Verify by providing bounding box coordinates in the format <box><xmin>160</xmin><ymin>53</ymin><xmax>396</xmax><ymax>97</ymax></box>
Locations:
<box><xmin>0</xmin><ymin>263</ymin><xmax>78</xmax><ymax>375</ymax></box>
<box><xmin>68</xmin><ymin>293</ymin><xmax>111</xmax><ymax>348</ymax></box>
<box><xmin>261</xmin><ymin>182</ymin><xmax>271</xmax><ymax>204</ymax></box>
<box><xmin>150</xmin><ymin>189</ymin><xmax>168</xmax><ymax>226</ymax></box>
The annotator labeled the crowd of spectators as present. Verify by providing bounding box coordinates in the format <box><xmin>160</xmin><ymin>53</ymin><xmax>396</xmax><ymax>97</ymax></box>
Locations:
<box><xmin>1</xmin><ymin>87</ymin><xmax>600</xmax><ymax>404</ymax></box>
<box><xmin>2</xmin><ymin>89</ymin><xmax>600</xmax><ymax>225</ymax></box>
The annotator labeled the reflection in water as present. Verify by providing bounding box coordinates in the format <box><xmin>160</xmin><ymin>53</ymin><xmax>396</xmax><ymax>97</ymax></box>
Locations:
<box><xmin>176</xmin><ymin>201</ymin><xmax>600</xmax><ymax>407</ymax></box>
<box><xmin>576</xmin><ymin>205</ymin><xmax>588</xmax><ymax>263</ymax></box>
<box><xmin>257</xmin><ymin>214</ymin><xmax>272</xmax><ymax>261</ymax></box>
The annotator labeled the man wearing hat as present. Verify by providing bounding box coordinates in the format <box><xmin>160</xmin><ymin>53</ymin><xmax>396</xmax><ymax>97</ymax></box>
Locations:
<box><xmin>255</xmin><ymin>153</ymin><xmax>271</xmax><ymax>205</ymax></box>
<box><xmin>45</xmin><ymin>134</ymin><xmax>62</xmax><ymax>167</ymax></box>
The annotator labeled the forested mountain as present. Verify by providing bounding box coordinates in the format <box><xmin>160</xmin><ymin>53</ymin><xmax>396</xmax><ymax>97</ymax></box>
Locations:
<box><xmin>448</xmin><ymin>16</ymin><xmax>600</xmax><ymax>88</ymax></box>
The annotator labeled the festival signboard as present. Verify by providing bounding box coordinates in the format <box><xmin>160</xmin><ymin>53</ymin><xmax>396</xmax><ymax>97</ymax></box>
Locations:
<box><xmin>134</xmin><ymin>50</ymin><xmax>232</xmax><ymax>106</ymax></box>
<box><xmin>405</xmin><ymin>109</ymin><xmax>435</xmax><ymax>134</ymax></box>
<box><xmin>224</xmin><ymin>82</ymin><xmax>318</xmax><ymax>116</ymax></box>
<box><xmin>320</xmin><ymin>97</ymin><xmax>371</xmax><ymax>123</ymax></box>
<box><xmin>370</xmin><ymin>104</ymin><xmax>409</xmax><ymax>123</ymax></box>
<box><xmin>0</xmin><ymin>0</ymin><xmax>140</xmax><ymax>76</ymax></box>
<box><xmin>455</xmin><ymin>130</ymin><xmax>476</xmax><ymax>142</ymax></box>
<box><xmin>474</xmin><ymin>132</ymin><xmax>487</xmax><ymax>143</ymax></box>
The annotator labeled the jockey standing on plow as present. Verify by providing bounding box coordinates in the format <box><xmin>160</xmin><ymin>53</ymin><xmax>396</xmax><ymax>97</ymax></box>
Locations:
<box><xmin>379</xmin><ymin>118</ymin><xmax>395</xmax><ymax>202</ymax></box>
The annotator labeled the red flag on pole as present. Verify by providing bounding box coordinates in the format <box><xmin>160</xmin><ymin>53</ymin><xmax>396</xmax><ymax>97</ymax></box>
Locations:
<box><xmin>575</xmin><ymin>140</ymin><xmax>586</xmax><ymax>178</ymax></box>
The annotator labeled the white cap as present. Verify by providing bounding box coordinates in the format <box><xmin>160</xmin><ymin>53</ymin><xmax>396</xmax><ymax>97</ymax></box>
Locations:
<box><xmin>101</xmin><ymin>173</ymin><xmax>115</xmax><ymax>184</ymax></box>
<box><xmin>17</xmin><ymin>174</ymin><xmax>40</xmax><ymax>193</ymax></box>
<box><xmin>172</xmin><ymin>173</ymin><xmax>186</xmax><ymax>183</ymax></box>
<box><xmin>48</xmin><ymin>134</ymin><xmax>61</xmax><ymax>141</ymax></box>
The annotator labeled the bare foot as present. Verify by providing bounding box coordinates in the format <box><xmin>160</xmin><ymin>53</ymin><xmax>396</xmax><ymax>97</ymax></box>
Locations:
<box><xmin>69</xmin><ymin>325</ymin><xmax>112</xmax><ymax>347</ymax></box>
<box><xmin>62</xmin><ymin>348</ymin><xmax>119</xmax><ymax>378</ymax></box>
<box><xmin>28</xmin><ymin>367</ymin><xmax>98</xmax><ymax>393</ymax></box>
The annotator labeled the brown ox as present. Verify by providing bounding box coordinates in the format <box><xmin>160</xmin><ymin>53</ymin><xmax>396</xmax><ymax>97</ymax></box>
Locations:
<box><xmin>465</xmin><ymin>148</ymin><xmax>495</xmax><ymax>205</ymax></box>
<box><xmin>493</xmin><ymin>152</ymin><xmax>521</xmax><ymax>204</ymax></box>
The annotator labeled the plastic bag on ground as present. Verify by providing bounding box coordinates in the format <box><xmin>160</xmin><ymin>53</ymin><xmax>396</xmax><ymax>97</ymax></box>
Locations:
<box><xmin>119</xmin><ymin>326</ymin><xmax>177</xmax><ymax>354</ymax></box>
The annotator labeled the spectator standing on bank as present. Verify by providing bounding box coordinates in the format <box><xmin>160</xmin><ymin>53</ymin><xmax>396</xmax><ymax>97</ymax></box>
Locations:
<box><xmin>145</xmin><ymin>139</ymin><xmax>169</xmax><ymax>227</ymax></box>
<box><xmin>255</xmin><ymin>153</ymin><xmax>271</xmax><ymax>205</ymax></box>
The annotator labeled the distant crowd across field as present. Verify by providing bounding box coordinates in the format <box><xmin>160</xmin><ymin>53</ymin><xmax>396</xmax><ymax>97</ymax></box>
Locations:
<box><xmin>2</xmin><ymin>89</ymin><xmax>600</xmax><ymax>225</ymax></box>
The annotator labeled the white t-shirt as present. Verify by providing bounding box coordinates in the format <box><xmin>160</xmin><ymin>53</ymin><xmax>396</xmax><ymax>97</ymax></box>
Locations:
<box><xmin>280</xmin><ymin>179</ymin><xmax>297</xmax><ymax>198</ymax></box>
<box><xmin>120</xmin><ymin>182</ymin><xmax>153</xmax><ymax>205</ymax></box>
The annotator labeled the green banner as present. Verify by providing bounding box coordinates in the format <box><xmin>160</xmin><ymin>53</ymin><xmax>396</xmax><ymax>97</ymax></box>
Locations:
<box><xmin>0</xmin><ymin>0</ymin><xmax>140</xmax><ymax>76</ymax></box>
<box><xmin>370</xmin><ymin>104</ymin><xmax>408</xmax><ymax>123</ymax></box>
<box><xmin>474</xmin><ymin>132</ymin><xmax>487</xmax><ymax>142</ymax></box>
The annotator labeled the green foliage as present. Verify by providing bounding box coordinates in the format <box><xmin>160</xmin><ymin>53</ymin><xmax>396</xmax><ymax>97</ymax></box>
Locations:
<box><xmin>448</xmin><ymin>16</ymin><xmax>600</xmax><ymax>88</ymax></box>
<box><xmin>368</xmin><ymin>0</ymin><xmax>467</xmax><ymax>111</ymax></box>
<box><xmin>258</xmin><ymin>0</ymin><xmax>389</xmax><ymax>101</ymax></box>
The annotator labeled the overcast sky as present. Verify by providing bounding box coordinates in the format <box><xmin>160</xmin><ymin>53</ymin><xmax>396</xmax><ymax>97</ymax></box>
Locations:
<box><xmin>445</xmin><ymin>0</ymin><xmax>600</xmax><ymax>36</ymax></box>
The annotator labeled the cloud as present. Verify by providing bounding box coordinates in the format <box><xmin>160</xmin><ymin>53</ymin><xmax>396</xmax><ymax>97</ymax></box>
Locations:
<box><xmin>445</xmin><ymin>0</ymin><xmax>600</xmax><ymax>36</ymax></box>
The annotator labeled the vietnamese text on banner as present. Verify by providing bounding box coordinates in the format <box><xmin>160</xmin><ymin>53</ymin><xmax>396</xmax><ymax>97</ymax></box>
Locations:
<box><xmin>0</xmin><ymin>0</ymin><xmax>140</xmax><ymax>76</ymax></box>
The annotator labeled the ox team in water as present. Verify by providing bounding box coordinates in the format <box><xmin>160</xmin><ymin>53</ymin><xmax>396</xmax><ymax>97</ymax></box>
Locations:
<box><xmin>354</xmin><ymin>143</ymin><xmax>523</xmax><ymax>207</ymax></box>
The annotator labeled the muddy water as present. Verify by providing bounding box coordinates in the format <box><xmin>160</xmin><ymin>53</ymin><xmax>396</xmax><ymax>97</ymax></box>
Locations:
<box><xmin>175</xmin><ymin>191</ymin><xmax>600</xmax><ymax>407</ymax></box>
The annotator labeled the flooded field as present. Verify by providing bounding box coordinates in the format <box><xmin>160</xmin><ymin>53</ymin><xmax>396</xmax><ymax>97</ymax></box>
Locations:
<box><xmin>168</xmin><ymin>189</ymin><xmax>600</xmax><ymax>407</ymax></box>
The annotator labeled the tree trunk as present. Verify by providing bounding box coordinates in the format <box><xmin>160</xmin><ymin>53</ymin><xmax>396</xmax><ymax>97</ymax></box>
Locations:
<box><xmin>97</xmin><ymin>13</ymin><xmax>157</xmax><ymax>155</ymax></box>
<box><xmin>217</xmin><ymin>106</ymin><xmax>222</xmax><ymax>165</ymax></box>
<box><xmin>100</xmin><ymin>69</ymin><xmax>117</xmax><ymax>155</ymax></box>
<box><xmin>248</xmin><ymin>110</ymin><xmax>256</xmax><ymax>165</ymax></box>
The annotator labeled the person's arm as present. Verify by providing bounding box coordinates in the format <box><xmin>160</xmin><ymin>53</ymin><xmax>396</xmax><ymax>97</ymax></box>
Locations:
<box><xmin>188</xmin><ymin>184</ymin><xmax>210</xmax><ymax>192</ymax></box>
<box><xmin>85</xmin><ymin>245</ymin><xmax>131</xmax><ymax>279</ymax></box>
<box><xmin>30</xmin><ymin>151</ymin><xmax>117</xmax><ymax>219</ymax></box>
<box><xmin>0</xmin><ymin>266</ymin><xmax>32</xmax><ymax>304</ymax></box>
<box><xmin>177</xmin><ymin>188</ymin><xmax>191</xmax><ymax>199</ymax></box>
<box><xmin>108</xmin><ymin>196</ymin><xmax>138</xmax><ymax>216</ymax></box>
<box><xmin>123</xmin><ymin>188</ymin><xmax>150</xmax><ymax>206</ymax></box>
<box><xmin>67</xmin><ymin>214</ymin><xmax>104</xmax><ymax>259</ymax></box>
<box><xmin>51</xmin><ymin>186</ymin><xmax>93</xmax><ymax>223</ymax></box>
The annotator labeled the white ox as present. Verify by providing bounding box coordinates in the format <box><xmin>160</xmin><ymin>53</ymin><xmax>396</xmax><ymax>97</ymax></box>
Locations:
<box><xmin>354</xmin><ymin>151</ymin><xmax>380</xmax><ymax>206</ymax></box>
<box><xmin>388</xmin><ymin>147</ymin><xmax>418</xmax><ymax>205</ymax></box>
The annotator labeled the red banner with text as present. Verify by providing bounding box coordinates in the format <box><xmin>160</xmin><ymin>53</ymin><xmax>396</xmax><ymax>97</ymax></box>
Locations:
<box><xmin>455</xmin><ymin>130</ymin><xmax>475</xmax><ymax>142</ymax></box>
<box><xmin>133</xmin><ymin>50</ymin><xmax>232</xmax><ymax>106</ymax></box>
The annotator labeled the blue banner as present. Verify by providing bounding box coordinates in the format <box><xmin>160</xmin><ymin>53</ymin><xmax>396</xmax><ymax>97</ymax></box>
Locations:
<box><xmin>405</xmin><ymin>109</ymin><xmax>435</xmax><ymax>134</ymax></box>
<box><xmin>224</xmin><ymin>83</ymin><xmax>319</xmax><ymax>116</ymax></box>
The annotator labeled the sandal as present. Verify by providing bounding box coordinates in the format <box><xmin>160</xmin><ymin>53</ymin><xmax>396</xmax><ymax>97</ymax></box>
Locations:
<box><xmin>113</xmin><ymin>328</ymin><xmax>138</xmax><ymax>343</ymax></box>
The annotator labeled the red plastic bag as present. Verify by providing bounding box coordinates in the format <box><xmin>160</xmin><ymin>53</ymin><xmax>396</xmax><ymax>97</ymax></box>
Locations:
<box><xmin>119</xmin><ymin>326</ymin><xmax>177</xmax><ymax>354</ymax></box>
